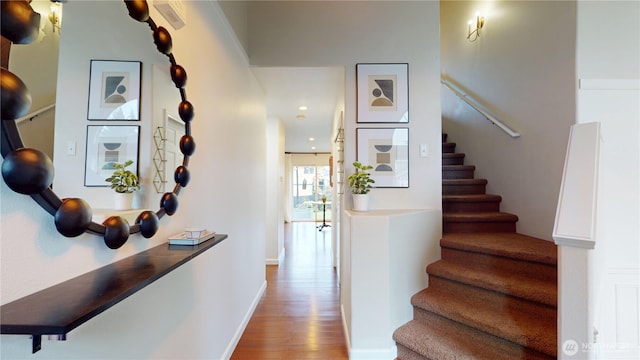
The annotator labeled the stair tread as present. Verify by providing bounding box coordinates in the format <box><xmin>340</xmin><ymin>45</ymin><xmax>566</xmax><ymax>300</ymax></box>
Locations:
<box><xmin>442</xmin><ymin>152</ymin><xmax>464</xmax><ymax>157</ymax></box>
<box><xmin>441</xmin><ymin>232</ymin><xmax>557</xmax><ymax>265</ymax></box>
<box><xmin>394</xmin><ymin>319</ymin><xmax>553</xmax><ymax>360</ymax></box>
<box><xmin>412</xmin><ymin>286</ymin><xmax>557</xmax><ymax>356</ymax></box>
<box><xmin>443</xmin><ymin>178</ymin><xmax>487</xmax><ymax>185</ymax></box>
<box><xmin>442</xmin><ymin>165</ymin><xmax>475</xmax><ymax>170</ymax></box>
<box><xmin>443</xmin><ymin>194</ymin><xmax>502</xmax><ymax>202</ymax></box>
<box><xmin>443</xmin><ymin>212</ymin><xmax>519</xmax><ymax>222</ymax></box>
<box><xmin>442</xmin><ymin>142</ymin><xmax>456</xmax><ymax>153</ymax></box>
<box><xmin>427</xmin><ymin>260</ymin><xmax>557</xmax><ymax>306</ymax></box>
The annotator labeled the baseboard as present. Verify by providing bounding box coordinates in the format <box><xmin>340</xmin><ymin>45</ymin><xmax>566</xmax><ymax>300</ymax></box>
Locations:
<box><xmin>265</xmin><ymin>248</ymin><xmax>285</xmax><ymax>265</ymax></box>
<box><xmin>220</xmin><ymin>279</ymin><xmax>267</xmax><ymax>360</ymax></box>
<box><xmin>342</xmin><ymin>305</ymin><xmax>396</xmax><ymax>359</ymax></box>
<box><xmin>340</xmin><ymin>304</ymin><xmax>352</xmax><ymax>351</ymax></box>
<box><xmin>348</xmin><ymin>346</ymin><xmax>397</xmax><ymax>360</ymax></box>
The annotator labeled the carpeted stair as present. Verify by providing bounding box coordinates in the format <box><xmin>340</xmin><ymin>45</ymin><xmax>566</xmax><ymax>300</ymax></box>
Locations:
<box><xmin>393</xmin><ymin>134</ymin><xmax>558</xmax><ymax>359</ymax></box>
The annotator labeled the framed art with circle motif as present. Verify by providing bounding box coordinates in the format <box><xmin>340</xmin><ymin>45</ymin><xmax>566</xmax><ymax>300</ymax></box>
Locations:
<box><xmin>356</xmin><ymin>127</ymin><xmax>409</xmax><ymax>188</ymax></box>
<box><xmin>87</xmin><ymin>60</ymin><xmax>141</xmax><ymax>121</ymax></box>
<box><xmin>84</xmin><ymin>125</ymin><xmax>140</xmax><ymax>187</ymax></box>
<box><xmin>356</xmin><ymin>63</ymin><xmax>409</xmax><ymax>123</ymax></box>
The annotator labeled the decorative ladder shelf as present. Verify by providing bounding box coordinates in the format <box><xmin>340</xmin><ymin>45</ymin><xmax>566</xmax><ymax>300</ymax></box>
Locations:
<box><xmin>0</xmin><ymin>234</ymin><xmax>228</xmax><ymax>353</ymax></box>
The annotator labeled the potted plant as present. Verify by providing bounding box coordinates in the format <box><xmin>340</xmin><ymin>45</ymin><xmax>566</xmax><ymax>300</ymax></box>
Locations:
<box><xmin>348</xmin><ymin>161</ymin><xmax>375</xmax><ymax>211</ymax></box>
<box><xmin>105</xmin><ymin>160</ymin><xmax>140</xmax><ymax>210</ymax></box>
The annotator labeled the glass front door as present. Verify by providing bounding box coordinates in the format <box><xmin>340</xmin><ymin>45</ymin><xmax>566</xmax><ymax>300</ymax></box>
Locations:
<box><xmin>291</xmin><ymin>165</ymin><xmax>331</xmax><ymax>222</ymax></box>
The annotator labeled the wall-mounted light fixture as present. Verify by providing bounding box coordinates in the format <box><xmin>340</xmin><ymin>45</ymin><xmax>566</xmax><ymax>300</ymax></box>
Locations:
<box><xmin>48</xmin><ymin>1</ymin><xmax>63</xmax><ymax>33</ymax></box>
<box><xmin>467</xmin><ymin>12</ymin><xmax>484</xmax><ymax>42</ymax></box>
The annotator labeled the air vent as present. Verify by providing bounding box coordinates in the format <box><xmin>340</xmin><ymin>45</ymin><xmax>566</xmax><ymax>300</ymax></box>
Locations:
<box><xmin>153</xmin><ymin>0</ymin><xmax>186</xmax><ymax>30</ymax></box>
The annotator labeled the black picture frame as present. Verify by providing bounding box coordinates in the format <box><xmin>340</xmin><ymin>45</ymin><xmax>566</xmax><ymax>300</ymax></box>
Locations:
<box><xmin>356</xmin><ymin>127</ymin><xmax>409</xmax><ymax>188</ymax></box>
<box><xmin>87</xmin><ymin>60</ymin><xmax>142</xmax><ymax>121</ymax></box>
<box><xmin>356</xmin><ymin>63</ymin><xmax>409</xmax><ymax>123</ymax></box>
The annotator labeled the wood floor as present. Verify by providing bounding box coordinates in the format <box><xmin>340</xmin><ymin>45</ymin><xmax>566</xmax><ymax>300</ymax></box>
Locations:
<box><xmin>231</xmin><ymin>222</ymin><xmax>349</xmax><ymax>360</ymax></box>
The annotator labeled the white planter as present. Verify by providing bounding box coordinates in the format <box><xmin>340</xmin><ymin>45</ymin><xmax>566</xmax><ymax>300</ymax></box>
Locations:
<box><xmin>352</xmin><ymin>194</ymin><xmax>370</xmax><ymax>212</ymax></box>
<box><xmin>114</xmin><ymin>192</ymin><xmax>133</xmax><ymax>210</ymax></box>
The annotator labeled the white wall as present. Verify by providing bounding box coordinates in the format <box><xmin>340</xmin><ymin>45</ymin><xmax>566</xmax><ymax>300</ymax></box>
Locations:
<box><xmin>1</xmin><ymin>2</ymin><xmax>267</xmax><ymax>359</ymax></box>
<box><xmin>247</xmin><ymin>2</ymin><xmax>442</xmax><ymax>356</ymax></box>
<box><xmin>572</xmin><ymin>1</ymin><xmax>640</xmax><ymax>359</ymax></box>
<box><xmin>265</xmin><ymin>116</ymin><xmax>286</xmax><ymax>264</ymax></box>
<box><xmin>440</xmin><ymin>0</ymin><xmax>576</xmax><ymax>240</ymax></box>
<box><xmin>248</xmin><ymin>0</ymin><xmax>442</xmax><ymax>212</ymax></box>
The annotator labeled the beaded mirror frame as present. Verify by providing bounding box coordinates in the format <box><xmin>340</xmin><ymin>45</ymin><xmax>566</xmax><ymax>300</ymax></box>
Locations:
<box><xmin>1</xmin><ymin>0</ymin><xmax>195</xmax><ymax>249</ymax></box>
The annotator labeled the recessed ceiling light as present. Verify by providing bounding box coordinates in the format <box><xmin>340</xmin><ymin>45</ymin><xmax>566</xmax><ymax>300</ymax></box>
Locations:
<box><xmin>298</xmin><ymin>106</ymin><xmax>308</xmax><ymax>111</ymax></box>
<box><xmin>311</xmin><ymin>146</ymin><xmax>316</xmax><ymax>150</ymax></box>
<box><xmin>296</xmin><ymin>114</ymin><xmax>305</xmax><ymax>120</ymax></box>
<box><xmin>309</xmin><ymin>137</ymin><xmax>315</xmax><ymax>141</ymax></box>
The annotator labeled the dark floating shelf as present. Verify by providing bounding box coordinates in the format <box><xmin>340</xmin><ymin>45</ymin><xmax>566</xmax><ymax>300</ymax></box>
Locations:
<box><xmin>1</xmin><ymin>234</ymin><xmax>228</xmax><ymax>353</ymax></box>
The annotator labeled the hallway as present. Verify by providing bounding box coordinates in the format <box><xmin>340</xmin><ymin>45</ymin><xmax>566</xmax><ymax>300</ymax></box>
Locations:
<box><xmin>231</xmin><ymin>222</ymin><xmax>349</xmax><ymax>359</ymax></box>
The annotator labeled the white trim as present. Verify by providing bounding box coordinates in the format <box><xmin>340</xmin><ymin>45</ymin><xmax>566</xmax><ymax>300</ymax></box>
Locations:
<box><xmin>607</xmin><ymin>267</ymin><xmax>640</xmax><ymax>276</ymax></box>
<box><xmin>348</xmin><ymin>346</ymin><xmax>397</xmax><ymax>360</ymax></box>
<box><xmin>207</xmin><ymin>1</ymin><xmax>250</xmax><ymax>67</ymax></box>
<box><xmin>341</xmin><ymin>304</ymin><xmax>352</xmax><ymax>353</ymax></box>
<box><xmin>265</xmin><ymin>248</ymin><xmax>285</xmax><ymax>265</ymax></box>
<box><xmin>579</xmin><ymin>78</ymin><xmax>640</xmax><ymax>90</ymax></box>
<box><xmin>553</xmin><ymin>122</ymin><xmax>601</xmax><ymax>249</ymax></box>
<box><xmin>221</xmin><ymin>280</ymin><xmax>267</xmax><ymax>360</ymax></box>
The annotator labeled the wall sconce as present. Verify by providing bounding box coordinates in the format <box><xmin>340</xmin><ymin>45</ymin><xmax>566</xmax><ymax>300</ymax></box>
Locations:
<box><xmin>48</xmin><ymin>1</ymin><xmax>62</xmax><ymax>33</ymax></box>
<box><xmin>467</xmin><ymin>13</ymin><xmax>484</xmax><ymax>42</ymax></box>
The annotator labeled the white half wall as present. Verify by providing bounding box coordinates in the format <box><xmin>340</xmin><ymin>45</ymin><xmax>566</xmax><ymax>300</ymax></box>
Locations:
<box><xmin>342</xmin><ymin>209</ymin><xmax>442</xmax><ymax>359</ymax></box>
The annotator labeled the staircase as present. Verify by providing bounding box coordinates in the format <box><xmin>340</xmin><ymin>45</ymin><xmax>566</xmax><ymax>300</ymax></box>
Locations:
<box><xmin>393</xmin><ymin>134</ymin><xmax>558</xmax><ymax>359</ymax></box>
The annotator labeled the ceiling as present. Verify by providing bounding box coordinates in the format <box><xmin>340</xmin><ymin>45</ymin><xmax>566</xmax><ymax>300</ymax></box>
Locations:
<box><xmin>251</xmin><ymin>67</ymin><xmax>344</xmax><ymax>153</ymax></box>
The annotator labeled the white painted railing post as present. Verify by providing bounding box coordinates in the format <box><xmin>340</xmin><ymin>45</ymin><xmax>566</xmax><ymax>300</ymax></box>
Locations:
<box><xmin>553</xmin><ymin>122</ymin><xmax>601</xmax><ymax>359</ymax></box>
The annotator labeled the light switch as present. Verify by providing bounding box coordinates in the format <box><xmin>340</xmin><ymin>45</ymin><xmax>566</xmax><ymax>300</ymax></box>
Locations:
<box><xmin>66</xmin><ymin>141</ymin><xmax>76</xmax><ymax>156</ymax></box>
<box><xmin>420</xmin><ymin>143</ymin><xmax>429</xmax><ymax>157</ymax></box>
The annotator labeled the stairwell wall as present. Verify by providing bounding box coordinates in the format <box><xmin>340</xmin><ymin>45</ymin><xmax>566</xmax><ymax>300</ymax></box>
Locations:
<box><xmin>440</xmin><ymin>0</ymin><xmax>576</xmax><ymax>240</ymax></box>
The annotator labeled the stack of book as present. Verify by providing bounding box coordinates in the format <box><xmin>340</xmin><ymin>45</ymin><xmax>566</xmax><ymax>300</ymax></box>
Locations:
<box><xmin>168</xmin><ymin>230</ymin><xmax>216</xmax><ymax>246</ymax></box>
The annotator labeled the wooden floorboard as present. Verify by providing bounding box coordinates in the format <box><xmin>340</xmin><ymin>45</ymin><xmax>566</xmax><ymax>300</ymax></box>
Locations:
<box><xmin>231</xmin><ymin>222</ymin><xmax>349</xmax><ymax>360</ymax></box>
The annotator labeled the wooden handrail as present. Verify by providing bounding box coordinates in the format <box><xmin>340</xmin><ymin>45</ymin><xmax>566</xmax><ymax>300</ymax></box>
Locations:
<box><xmin>441</xmin><ymin>78</ymin><xmax>520</xmax><ymax>138</ymax></box>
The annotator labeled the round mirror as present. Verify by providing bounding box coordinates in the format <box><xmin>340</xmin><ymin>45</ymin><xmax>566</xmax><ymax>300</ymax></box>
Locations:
<box><xmin>1</xmin><ymin>0</ymin><xmax>195</xmax><ymax>249</ymax></box>
<box><xmin>3</xmin><ymin>0</ymin><xmax>58</xmax><ymax>162</ymax></box>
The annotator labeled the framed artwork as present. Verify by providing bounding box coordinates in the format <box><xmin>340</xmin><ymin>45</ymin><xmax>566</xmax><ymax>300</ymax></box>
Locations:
<box><xmin>356</xmin><ymin>127</ymin><xmax>409</xmax><ymax>188</ymax></box>
<box><xmin>356</xmin><ymin>63</ymin><xmax>409</xmax><ymax>123</ymax></box>
<box><xmin>85</xmin><ymin>125</ymin><xmax>140</xmax><ymax>187</ymax></box>
<box><xmin>87</xmin><ymin>60</ymin><xmax>142</xmax><ymax>121</ymax></box>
